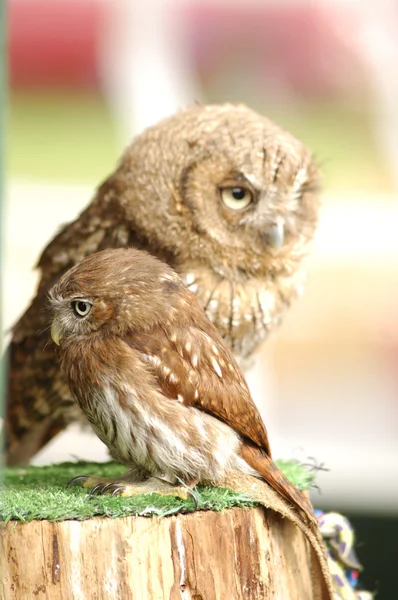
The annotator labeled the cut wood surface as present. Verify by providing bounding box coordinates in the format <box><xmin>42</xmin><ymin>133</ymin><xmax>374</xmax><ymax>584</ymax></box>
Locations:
<box><xmin>1</xmin><ymin>506</ymin><xmax>326</xmax><ymax>600</ymax></box>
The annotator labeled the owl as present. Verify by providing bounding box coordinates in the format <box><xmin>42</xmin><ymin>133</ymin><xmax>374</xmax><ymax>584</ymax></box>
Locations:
<box><xmin>49</xmin><ymin>247</ymin><xmax>315</xmax><ymax>525</ymax></box>
<box><xmin>5</xmin><ymin>103</ymin><xmax>319</xmax><ymax>465</ymax></box>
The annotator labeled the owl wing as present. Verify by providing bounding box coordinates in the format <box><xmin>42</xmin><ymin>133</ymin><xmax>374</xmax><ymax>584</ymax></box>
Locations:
<box><xmin>123</xmin><ymin>325</ymin><xmax>319</xmax><ymax>522</ymax></box>
<box><xmin>123</xmin><ymin>324</ymin><xmax>272</xmax><ymax>455</ymax></box>
<box><xmin>5</xmin><ymin>177</ymin><xmax>137</xmax><ymax>465</ymax></box>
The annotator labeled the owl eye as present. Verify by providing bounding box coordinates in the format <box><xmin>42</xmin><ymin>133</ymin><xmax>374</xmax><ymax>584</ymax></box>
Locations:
<box><xmin>220</xmin><ymin>186</ymin><xmax>253</xmax><ymax>210</ymax></box>
<box><xmin>71</xmin><ymin>300</ymin><xmax>92</xmax><ymax>318</ymax></box>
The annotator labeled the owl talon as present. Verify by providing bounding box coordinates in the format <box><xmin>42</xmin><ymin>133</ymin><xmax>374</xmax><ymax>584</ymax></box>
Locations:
<box><xmin>89</xmin><ymin>483</ymin><xmax>107</xmax><ymax>496</ymax></box>
<box><xmin>100</xmin><ymin>483</ymin><xmax>118</xmax><ymax>494</ymax></box>
<box><xmin>67</xmin><ymin>475</ymin><xmax>89</xmax><ymax>487</ymax></box>
<box><xmin>175</xmin><ymin>478</ymin><xmax>199</xmax><ymax>508</ymax></box>
<box><xmin>187</xmin><ymin>488</ymin><xmax>198</xmax><ymax>509</ymax></box>
<box><xmin>97</xmin><ymin>482</ymin><xmax>126</xmax><ymax>495</ymax></box>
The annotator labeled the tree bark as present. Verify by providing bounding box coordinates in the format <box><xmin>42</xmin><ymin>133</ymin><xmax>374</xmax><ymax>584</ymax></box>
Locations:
<box><xmin>1</xmin><ymin>507</ymin><xmax>326</xmax><ymax>600</ymax></box>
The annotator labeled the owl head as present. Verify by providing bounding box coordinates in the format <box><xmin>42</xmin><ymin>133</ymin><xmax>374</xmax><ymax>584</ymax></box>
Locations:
<box><xmin>108</xmin><ymin>103</ymin><xmax>319</xmax><ymax>280</ymax></box>
<box><xmin>49</xmin><ymin>248</ymin><xmax>186</xmax><ymax>344</ymax></box>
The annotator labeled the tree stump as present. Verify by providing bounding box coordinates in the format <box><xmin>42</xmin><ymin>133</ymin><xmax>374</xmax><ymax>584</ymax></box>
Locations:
<box><xmin>1</xmin><ymin>506</ymin><xmax>328</xmax><ymax>600</ymax></box>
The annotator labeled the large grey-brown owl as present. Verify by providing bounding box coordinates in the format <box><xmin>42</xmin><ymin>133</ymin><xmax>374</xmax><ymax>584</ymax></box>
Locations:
<box><xmin>5</xmin><ymin>103</ymin><xmax>319</xmax><ymax>465</ymax></box>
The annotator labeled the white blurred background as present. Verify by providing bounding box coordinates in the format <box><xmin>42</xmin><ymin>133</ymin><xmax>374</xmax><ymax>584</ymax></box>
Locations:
<box><xmin>3</xmin><ymin>0</ymin><xmax>398</xmax><ymax>592</ymax></box>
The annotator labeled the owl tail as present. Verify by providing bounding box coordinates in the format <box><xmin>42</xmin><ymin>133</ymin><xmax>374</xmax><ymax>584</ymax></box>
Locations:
<box><xmin>240</xmin><ymin>443</ymin><xmax>316</xmax><ymax>525</ymax></box>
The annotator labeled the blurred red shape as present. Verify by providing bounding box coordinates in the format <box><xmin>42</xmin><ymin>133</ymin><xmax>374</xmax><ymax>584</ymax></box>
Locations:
<box><xmin>8</xmin><ymin>0</ymin><xmax>105</xmax><ymax>89</ymax></box>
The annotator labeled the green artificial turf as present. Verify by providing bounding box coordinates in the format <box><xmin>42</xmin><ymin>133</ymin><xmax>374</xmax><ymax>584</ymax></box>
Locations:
<box><xmin>0</xmin><ymin>459</ymin><xmax>316</xmax><ymax>523</ymax></box>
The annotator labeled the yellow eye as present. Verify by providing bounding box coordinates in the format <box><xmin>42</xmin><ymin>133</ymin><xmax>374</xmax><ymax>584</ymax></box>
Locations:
<box><xmin>220</xmin><ymin>186</ymin><xmax>253</xmax><ymax>210</ymax></box>
<box><xmin>71</xmin><ymin>300</ymin><xmax>92</xmax><ymax>318</ymax></box>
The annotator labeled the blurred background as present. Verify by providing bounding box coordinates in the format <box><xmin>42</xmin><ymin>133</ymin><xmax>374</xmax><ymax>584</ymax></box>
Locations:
<box><xmin>3</xmin><ymin>0</ymin><xmax>398</xmax><ymax>596</ymax></box>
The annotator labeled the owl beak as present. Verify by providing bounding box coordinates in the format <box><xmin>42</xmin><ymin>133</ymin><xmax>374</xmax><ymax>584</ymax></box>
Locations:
<box><xmin>51</xmin><ymin>318</ymin><xmax>63</xmax><ymax>346</ymax></box>
<box><xmin>264</xmin><ymin>218</ymin><xmax>284</xmax><ymax>250</ymax></box>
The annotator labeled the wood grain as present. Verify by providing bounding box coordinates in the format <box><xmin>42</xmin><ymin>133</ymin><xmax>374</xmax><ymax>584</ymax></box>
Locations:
<box><xmin>1</xmin><ymin>507</ymin><xmax>323</xmax><ymax>600</ymax></box>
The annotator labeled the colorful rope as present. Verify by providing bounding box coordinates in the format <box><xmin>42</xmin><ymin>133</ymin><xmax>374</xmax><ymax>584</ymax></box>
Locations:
<box><xmin>315</xmin><ymin>510</ymin><xmax>374</xmax><ymax>600</ymax></box>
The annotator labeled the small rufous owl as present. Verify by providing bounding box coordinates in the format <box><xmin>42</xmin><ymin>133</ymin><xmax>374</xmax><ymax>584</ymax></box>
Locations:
<box><xmin>5</xmin><ymin>103</ymin><xmax>319</xmax><ymax>465</ymax></box>
<box><xmin>49</xmin><ymin>247</ymin><xmax>316</xmax><ymax>525</ymax></box>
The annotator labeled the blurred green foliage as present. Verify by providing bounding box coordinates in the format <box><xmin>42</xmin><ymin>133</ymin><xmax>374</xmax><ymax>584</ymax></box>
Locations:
<box><xmin>8</xmin><ymin>91</ymin><xmax>118</xmax><ymax>183</ymax></box>
<box><xmin>7</xmin><ymin>91</ymin><xmax>395</xmax><ymax>194</ymax></box>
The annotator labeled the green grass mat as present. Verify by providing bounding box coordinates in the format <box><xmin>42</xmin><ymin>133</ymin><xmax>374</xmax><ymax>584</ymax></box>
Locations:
<box><xmin>0</xmin><ymin>460</ymin><xmax>315</xmax><ymax>523</ymax></box>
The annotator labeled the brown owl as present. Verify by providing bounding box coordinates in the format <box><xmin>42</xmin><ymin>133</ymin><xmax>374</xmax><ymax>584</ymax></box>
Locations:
<box><xmin>49</xmin><ymin>247</ymin><xmax>315</xmax><ymax>525</ymax></box>
<box><xmin>5</xmin><ymin>103</ymin><xmax>319</xmax><ymax>465</ymax></box>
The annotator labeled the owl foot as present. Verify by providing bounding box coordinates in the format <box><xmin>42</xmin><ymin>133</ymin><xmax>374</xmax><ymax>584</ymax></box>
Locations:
<box><xmin>68</xmin><ymin>474</ymin><xmax>198</xmax><ymax>501</ymax></box>
<box><xmin>68</xmin><ymin>469</ymin><xmax>147</xmax><ymax>494</ymax></box>
<box><xmin>99</xmin><ymin>477</ymin><xmax>197</xmax><ymax>501</ymax></box>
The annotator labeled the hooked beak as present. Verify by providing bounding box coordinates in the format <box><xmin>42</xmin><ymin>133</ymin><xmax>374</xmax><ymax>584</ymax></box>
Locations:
<box><xmin>264</xmin><ymin>218</ymin><xmax>285</xmax><ymax>251</ymax></box>
<box><xmin>51</xmin><ymin>317</ymin><xmax>63</xmax><ymax>346</ymax></box>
